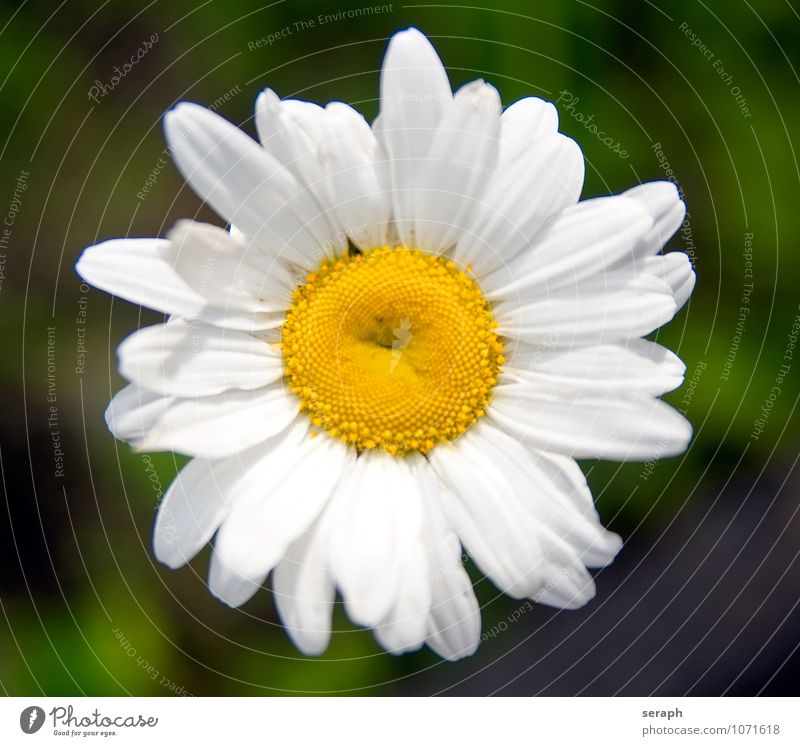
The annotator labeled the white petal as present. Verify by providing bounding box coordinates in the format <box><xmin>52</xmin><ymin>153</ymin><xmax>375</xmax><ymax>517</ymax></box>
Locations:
<box><xmin>489</xmin><ymin>385</ymin><xmax>693</xmax><ymax>461</ymax></box>
<box><xmin>139</xmin><ymin>386</ymin><xmax>298</xmax><ymax>458</ymax></box>
<box><xmin>494</xmin><ymin>270</ymin><xmax>677</xmax><ymax>346</ymax></box>
<box><xmin>378</xmin><ymin>27</ymin><xmax>452</xmax><ymax>246</ymax></box>
<box><xmin>505</xmin><ymin>339</ymin><xmax>686</xmax><ymax>396</ymax></box>
<box><xmin>470</xmin><ymin>423</ymin><xmax>622</xmax><ymax>570</ymax></box>
<box><xmin>118</xmin><ymin>319</ymin><xmax>282</xmax><ymax>397</ymax></box>
<box><xmin>524</xmin><ymin>449</ymin><xmax>599</xmax><ymax>523</ymax></box>
<box><xmin>497</xmin><ymin>97</ymin><xmax>559</xmax><ymax>169</ymax></box>
<box><xmin>273</xmin><ymin>508</ymin><xmax>337</xmax><ymax>656</ymax></box>
<box><xmin>453</xmin><ymin>132</ymin><xmax>583</xmax><ymax>275</ymax></box>
<box><xmin>673</xmin><ymin>271</ymin><xmax>696</xmax><ymax>311</ymax></box>
<box><xmin>255</xmin><ymin>90</ymin><xmax>328</xmax><ymax>194</ymax></box>
<box><xmin>624</xmin><ymin>181</ymin><xmax>687</xmax><ymax>258</ymax></box>
<box><xmin>372</xmin><ymin>454</ymin><xmax>435</xmax><ymax>655</ymax></box>
<box><xmin>640</xmin><ymin>252</ymin><xmax>696</xmax><ymax>311</ymax></box>
<box><xmin>164</xmin><ymin>102</ymin><xmax>345</xmax><ymax>267</ymax></box>
<box><xmin>374</xmin><ymin>535</ymin><xmax>431</xmax><ymax>655</ymax></box>
<box><xmin>205</xmin><ymin>420</ymin><xmax>315</xmax><ymax>607</ymax></box>
<box><xmin>186</xmin><ymin>306</ymin><xmax>285</xmax><ymax>332</ymax></box>
<box><xmin>484</xmin><ymin>195</ymin><xmax>653</xmax><ymax>299</ymax></box>
<box><xmin>329</xmin><ymin>452</ymin><xmax>425</xmax><ymax>627</ymax></box>
<box><xmin>416</xmin><ymin>466</ymin><xmax>480</xmax><ymax>660</ymax></box>
<box><xmin>77</xmin><ymin>238</ymin><xmax>203</xmax><ymax>316</ymax></box>
<box><xmin>76</xmin><ymin>236</ymin><xmax>284</xmax><ymax>331</ymax></box>
<box><xmin>166</xmin><ymin>220</ymin><xmax>294</xmax><ymax>313</ymax></box>
<box><xmin>452</xmin><ymin>423</ymin><xmax>621</xmax><ymax>608</ymax></box>
<box><xmin>319</xmin><ymin>102</ymin><xmax>392</xmax><ymax>250</ymax></box>
<box><xmin>428</xmin><ymin>434</ymin><xmax>543</xmax><ymax>598</ymax></box>
<box><xmin>533</xmin><ymin>560</ymin><xmax>597</xmax><ymax>609</ymax></box>
<box><xmin>625</xmin><ymin>181</ymin><xmax>681</xmax><ymax>221</ymax></box>
<box><xmin>214</xmin><ymin>430</ymin><xmax>353</xmax><ymax>586</ymax></box>
<box><xmin>411</xmin><ymin>80</ymin><xmax>501</xmax><ymax>253</ymax></box>
<box><xmin>257</xmin><ymin>94</ymin><xmax>391</xmax><ymax>251</ymax></box>
<box><xmin>104</xmin><ymin>383</ymin><xmax>172</xmax><ymax>442</ymax></box>
<box><xmin>208</xmin><ymin>550</ymin><xmax>267</xmax><ymax>608</ymax></box>
<box><xmin>152</xmin><ymin>450</ymin><xmax>262</xmax><ymax>569</ymax></box>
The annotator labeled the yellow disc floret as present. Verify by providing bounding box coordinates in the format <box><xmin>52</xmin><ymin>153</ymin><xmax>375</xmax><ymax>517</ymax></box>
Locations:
<box><xmin>281</xmin><ymin>246</ymin><xmax>503</xmax><ymax>455</ymax></box>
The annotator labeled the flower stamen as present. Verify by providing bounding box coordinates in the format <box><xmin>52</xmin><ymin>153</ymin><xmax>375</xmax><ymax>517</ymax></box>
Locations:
<box><xmin>282</xmin><ymin>246</ymin><xmax>503</xmax><ymax>455</ymax></box>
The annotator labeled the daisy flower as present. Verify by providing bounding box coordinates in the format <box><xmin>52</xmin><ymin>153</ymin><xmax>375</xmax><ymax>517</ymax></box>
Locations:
<box><xmin>77</xmin><ymin>28</ymin><xmax>694</xmax><ymax>660</ymax></box>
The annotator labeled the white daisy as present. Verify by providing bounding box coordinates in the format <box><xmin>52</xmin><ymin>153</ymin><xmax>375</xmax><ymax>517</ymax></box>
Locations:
<box><xmin>77</xmin><ymin>28</ymin><xmax>694</xmax><ymax>660</ymax></box>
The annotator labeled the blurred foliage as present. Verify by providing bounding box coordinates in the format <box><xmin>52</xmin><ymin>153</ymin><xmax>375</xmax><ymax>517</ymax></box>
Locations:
<box><xmin>1</xmin><ymin>0</ymin><xmax>798</xmax><ymax>694</ymax></box>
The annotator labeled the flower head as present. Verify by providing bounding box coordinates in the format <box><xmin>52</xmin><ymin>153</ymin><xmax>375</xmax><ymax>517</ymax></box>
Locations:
<box><xmin>77</xmin><ymin>28</ymin><xmax>694</xmax><ymax>659</ymax></box>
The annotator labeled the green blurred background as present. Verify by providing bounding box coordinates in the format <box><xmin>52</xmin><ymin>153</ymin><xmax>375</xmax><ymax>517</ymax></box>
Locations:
<box><xmin>1</xmin><ymin>0</ymin><xmax>799</xmax><ymax>695</ymax></box>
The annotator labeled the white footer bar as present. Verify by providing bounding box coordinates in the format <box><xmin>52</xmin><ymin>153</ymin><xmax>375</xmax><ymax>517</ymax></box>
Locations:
<box><xmin>0</xmin><ymin>697</ymin><xmax>794</xmax><ymax>744</ymax></box>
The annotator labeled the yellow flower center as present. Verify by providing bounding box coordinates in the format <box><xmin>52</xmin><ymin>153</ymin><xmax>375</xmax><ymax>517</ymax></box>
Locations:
<box><xmin>281</xmin><ymin>246</ymin><xmax>504</xmax><ymax>455</ymax></box>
